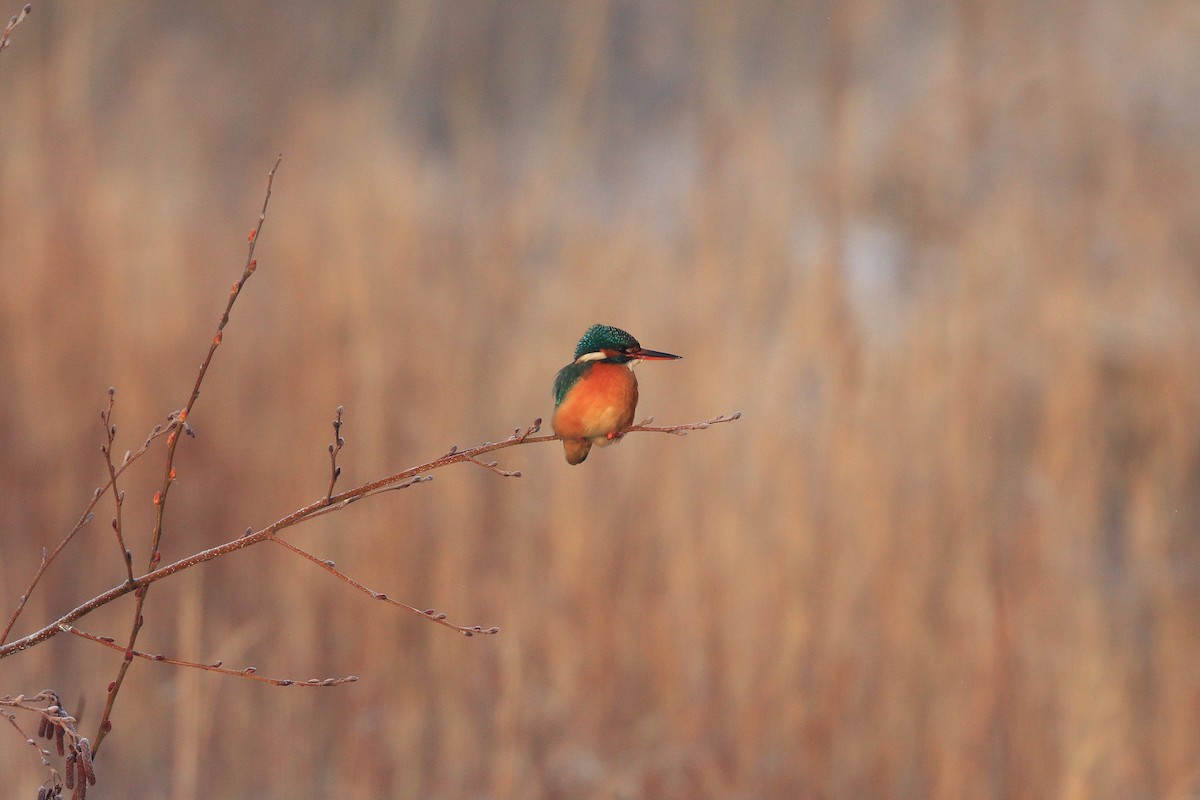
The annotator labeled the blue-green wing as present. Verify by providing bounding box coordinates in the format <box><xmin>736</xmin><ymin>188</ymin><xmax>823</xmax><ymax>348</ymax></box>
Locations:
<box><xmin>553</xmin><ymin>361</ymin><xmax>591</xmax><ymax>407</ymax></box>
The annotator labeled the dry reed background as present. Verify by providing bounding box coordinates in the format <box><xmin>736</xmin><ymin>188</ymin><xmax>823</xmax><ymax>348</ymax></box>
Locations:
<box><xmin>1</xmin><ymin>1</ymin><xmax>1199</xmax><ymax>798</ymax></box>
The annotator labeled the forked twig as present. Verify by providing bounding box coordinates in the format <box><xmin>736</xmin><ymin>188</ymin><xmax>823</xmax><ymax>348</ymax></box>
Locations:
<box><xmin>1</xmin><ymin>420</ymin><xmax>172</xmax><ymax>646</ymax></box>
<box><xmin>92</xmin><ymin>154</ymin><xmax>283</xmax><ymax>755</ymax></box>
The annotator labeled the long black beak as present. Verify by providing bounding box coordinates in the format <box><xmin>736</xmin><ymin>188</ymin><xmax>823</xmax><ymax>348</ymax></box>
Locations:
<box><xmin>629</xmin><ymin>346</ymin><xmax>681</xmax><ymax>361</ymax></box>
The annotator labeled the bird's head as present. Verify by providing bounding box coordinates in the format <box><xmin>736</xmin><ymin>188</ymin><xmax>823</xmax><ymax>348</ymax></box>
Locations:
<box><xmin>572</xmin><ymin>324</ymin><xmax>681</xmax><ymax>365</ymax></box>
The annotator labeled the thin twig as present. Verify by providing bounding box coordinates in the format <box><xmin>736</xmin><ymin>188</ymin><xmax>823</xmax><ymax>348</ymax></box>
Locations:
<box><xmin>466</xmin><ymin>456</ymin><xmax>523</xmax><ymax>478</ymax></box>
<box><xmin>272</xmin><ymin>536</ymin><xmax>499</xmax><ymax>636</ymax></box>
<box><xmin>2</xmin><ymin>706</ymin><xmax>57</xmax><ymax>792</ymax></box>
<box><xmin>100</xmin><ymin>389</ymin><xmax>135</xmax><ymax>585</ymax></box>
<box><xmin>326</xmin><ymin>405</ymin><xmax>345</xmax><ymax>500</ymax></box>
<box><xmin>0</xmin><ymin>3</ymin><xmax>31</xmax><ymax>57</ymax></box>
<box><xmin>60</xmin><ymin>625</ymin><xmax>358</xmax><ymax>688</ymax></box>
<box><xmin>630</xmin><ymin>411</ymin><xmax>742</xmax><ymax>435</ymax></box>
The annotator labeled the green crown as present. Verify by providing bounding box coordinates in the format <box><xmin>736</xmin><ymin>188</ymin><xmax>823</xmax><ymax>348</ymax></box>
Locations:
<box><xmin>574</xmin><ymin>324</ymin><xmax>639</xmax><ymax>359</ymax></box>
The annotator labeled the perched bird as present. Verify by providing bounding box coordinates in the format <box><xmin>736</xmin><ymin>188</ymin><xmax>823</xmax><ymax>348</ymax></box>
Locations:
<box><xmin>552</xmin><ymin>324</ymin><xmax>681</xmax><ymax>465</ymax></box>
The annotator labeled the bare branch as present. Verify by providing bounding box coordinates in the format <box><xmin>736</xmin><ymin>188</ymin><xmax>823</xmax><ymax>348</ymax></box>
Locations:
<box><xmin>1</xmin><ymin>418</ymin><xmax>171</xmax><ymax>646</ymax></box>
<box><xmin>100</xmin><ymin>389</ymin><xmax>135</xmax><ymax>585</ymax></box>
<box><xmin>466</xmin><ymin>456</ymin><xmax>523</xmax><ymax>478</ymax></box>
<box><xmin>272</xmin><ymin>536</ymin><xmax>499</xmax><ymax>637</ymax></box>
<box><xmin>326</xmin><ymin>405</ymin><xmax>346</xmax><ymax>500</ymax></box>
<box><xmin>60</xmin><ymin>625</ymin><xmax>358</xmax><ymax>688</ymax></box>
<box><xmin>630</xmin><ymin>411</ymin><xmax>742</xmax><ymax>436</ymax></box>
<box><xmin>0</xmin><ymin>3</ymin><xmax>32</xmax><ymax>57</ymax></box>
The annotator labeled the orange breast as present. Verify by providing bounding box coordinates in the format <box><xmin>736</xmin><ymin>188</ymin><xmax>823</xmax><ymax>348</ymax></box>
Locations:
<box><xmin>552</xmin><ymin>363</ymin><xmax>639</xmax><ymax>442</ymax></box>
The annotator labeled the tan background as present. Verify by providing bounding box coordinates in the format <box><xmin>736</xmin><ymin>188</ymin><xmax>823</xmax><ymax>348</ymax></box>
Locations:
<box><xmin>1</xmin><ymin>1</ymin><xmax>1199</xmax><ymax>797</ymax></box>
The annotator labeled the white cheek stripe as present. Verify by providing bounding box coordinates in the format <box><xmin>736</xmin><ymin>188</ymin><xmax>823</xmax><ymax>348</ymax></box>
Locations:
<box><xmin>574</xmin><ymin>351</ymin><xmax>640</xmax><ymax>370</ymax></box>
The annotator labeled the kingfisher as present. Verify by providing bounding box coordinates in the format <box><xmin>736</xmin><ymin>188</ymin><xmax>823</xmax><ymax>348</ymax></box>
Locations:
<box><xmin>552</xmin><ymin>324</ymin><xmax>681</xmax><ymax>465</ymax></box>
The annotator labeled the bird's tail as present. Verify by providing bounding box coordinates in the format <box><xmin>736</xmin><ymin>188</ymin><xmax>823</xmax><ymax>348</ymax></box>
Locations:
<box><xmin>563</xmin><ymin>439</ymin><xmax>592</xmax><ymax>465</ymax></box>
